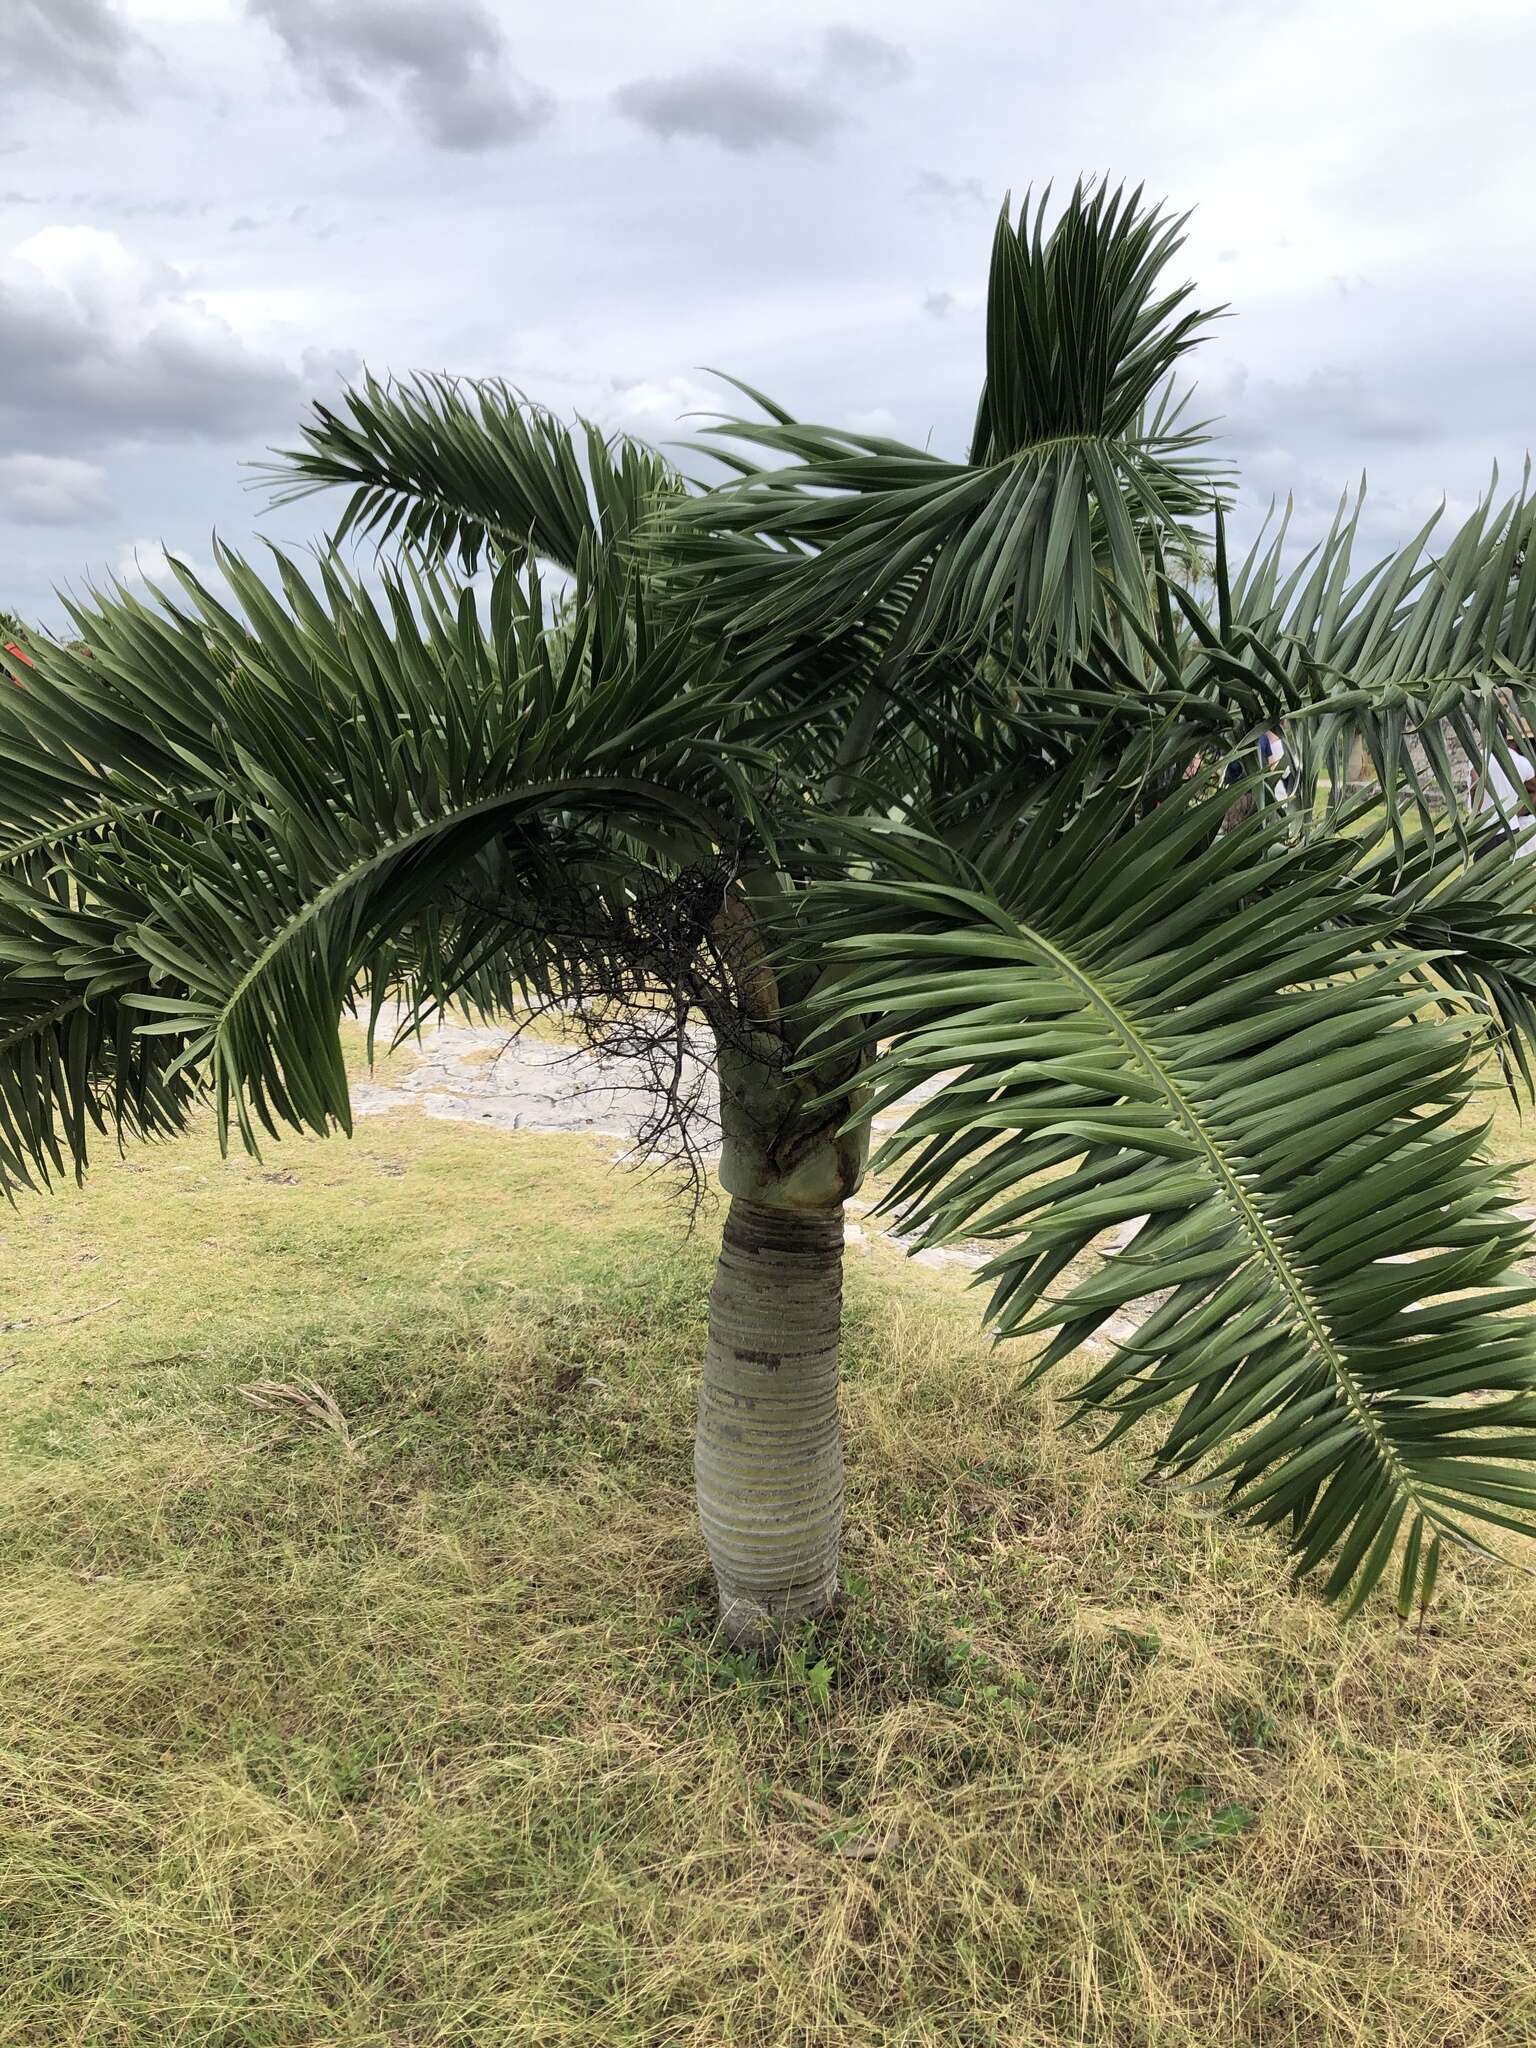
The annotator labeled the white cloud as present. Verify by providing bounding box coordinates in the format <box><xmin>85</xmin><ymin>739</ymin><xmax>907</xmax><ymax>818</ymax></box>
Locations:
<box><xmin>0</xmin><ymin>453</ymin><xmax>113</xmax><ymax>524</ymax></box>
<box><xmin>113</xmin><ymin>537</ymin><xmax>206</xmax><ymax>587</ymax></box>
<box><xmin>0</xmin><ymin>225</ymin><xmax>302</xmax><ymax>448</ymax></box>
<box><xmin>600</xmin><ymin>374</ymin><xmax>724</xmax><ymax>438</ymax></box>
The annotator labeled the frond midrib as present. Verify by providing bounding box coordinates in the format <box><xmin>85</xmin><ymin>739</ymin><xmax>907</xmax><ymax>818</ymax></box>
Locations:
<box><xmin>207</xmin><ymin>774</ymin><xmax>723</xmax><ymax>1062</ymax></box>
<box><xmin>0</xmin><ymin>792</ymin><xmax>219</xmax><ymax>870</ymax></box>
<box><xmin>1014</xmin><ymin>917</ymin><xmax>1421</xmax><ymax>1505</ymax></box>
<box><xmin>0</xmin><ymin>992</ymin><xmax>87</xmax><ymax>1056</ymax></box>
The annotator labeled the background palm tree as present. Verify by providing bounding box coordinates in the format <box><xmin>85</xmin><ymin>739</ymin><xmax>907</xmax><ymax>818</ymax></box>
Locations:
<box><xmin>6</xmin><ymin>183</ymin><xmax>1536</xmax><ymax>1644</ymax></box>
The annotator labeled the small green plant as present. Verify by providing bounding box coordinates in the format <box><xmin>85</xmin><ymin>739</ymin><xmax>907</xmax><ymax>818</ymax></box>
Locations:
<box><xmin>708</xmin><ymin>1647</ymin><xmax>761</xmax><ymax>1689</ymax></box>
<box><xmin>784</xmin><ymin>1642</ymin><xmax>835</xmax><ymax>1717</ymax></box>
<box><xmin>1110</xmin><ymin>1624</ymin><xmax>1162</xmax><ymax>1665</ymax></box>
<box><xmin>665</xmin><ymin>1611</ymin><xmax>836</xmax><ymax>1721</ymax></box>
<box><xmin>1153</xmin><ymin>1786</ymin><xmax>1260</xmax><ymax>1853</ymax></box>
<box><xmin>1224</xmin><ymin>1702</ymin><xmax>1278</xmax><ymax>1751</ymax></box>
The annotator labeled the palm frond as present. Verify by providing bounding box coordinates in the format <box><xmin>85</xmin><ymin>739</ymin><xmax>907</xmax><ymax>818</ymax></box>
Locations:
<box><xmin>55</xmin><ymin>544</ymin><xmax>745</xmax><ymax>1155</ymax></box>
<box><xmin>0</xmin><ymin>593</ymin><xmax>257</xmax><ymax>1190</ymax></box>
<box><xmin>0</xmin><ymin>869</ymin><xmax>198</xmax><ymax>1192</ymax></box>
<box><xmin>1341</xmin><ymin>806</ymin><xmax>1536</xmax><ymax>1097</ymax></box>
<box><xmin>659</xmin><ymin>181</ymin><xmax>1226</xmax><ymax>668</ymax></box>
<box><xmin>1173</xmin><ymin>481</ymin><xmax>1536</xmax><ymax>834</ymax></box>
<box><xmin>800</xmin><ymin>771</ymin><xmax>1536</xmax><ymax>1610</ymax></box>
<box><xmin>263</xmin><ymin>373</ymin><xmax>682</xmax><ymax>576</ymax></box>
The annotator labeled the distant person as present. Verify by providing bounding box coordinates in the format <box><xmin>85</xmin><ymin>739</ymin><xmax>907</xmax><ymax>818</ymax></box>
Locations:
<box><xmin>1480</xmin><ymin>742</ymin><xmax>1536</xmax><ymax>854</ymax></box>
<box><xmin>1261</xmin><ymin>728</ymin><xmax>1292</xmax><ymax>801</ymax></box>
<box><xmin>1218</xmin><ymin>729</ymin><xmax>1288</xmax><ymax>832</ymax></box>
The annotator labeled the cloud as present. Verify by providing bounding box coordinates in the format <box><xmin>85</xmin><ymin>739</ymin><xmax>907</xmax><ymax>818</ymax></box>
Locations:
<box><xmin>922</xmin><ymin>290</ymin><xmax>955</xmax><ymax>319</ymax></box>
<box><xmin>0</xmin><ymin>0</ymin><xmax>144</xmax><ymax>109</ymax></box>
<box><xmin>615</xmin><ymin>25</ymin><xmax>909</xmax><ymax>155</ymax></box>
<box><xmin>1217</xmin><ymin>362</ymin><xmax>1438</xmax><ymax>447</ymax></box>
<box><xmin>600</xmin><ymin>374</ymin><xmax>723</xmax><ymax>438</ymax></box>
<box><xmin>1</xmin><ymin>191</ymin><xmax>214</xmax><ymax>222</ymax></box>
<box><xmin>912</xmin><ymin>171</ymin><xmax>988</xmax><ymax>209</ymax></box>
<box><xmin>247</xmin><ymin>0</ymin><xmax>552</xmax><ymax>152</ymax></box>
<box><xmin>614</xmin><ymin>67</ymin><xmax>843</xmax><ymax>154</ymax></box>
<box><xmin>113</xmin><ymin>539</ymin><xmax>207</xmax><ymax>590</ymax></box>
<box><xmin>0</xmin><ymin>226</ymin><xmax>302</xmax><ymax>450</ymax></box>
<box><xmin>821</xmin><ymin>27</ymin><xmax>910</xmax><ymax>86</ymax></box>
<box><xmin>0</xmin><ymin>453</ymin><xmax>113</xmax><ymax>525</ymax></box>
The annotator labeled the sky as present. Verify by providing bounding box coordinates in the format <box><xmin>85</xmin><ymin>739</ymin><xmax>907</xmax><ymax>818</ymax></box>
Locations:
<box><xmin>1</xmin><ymin>0</ymin><xmax>1534</xmax><ymax>626</ymax></box>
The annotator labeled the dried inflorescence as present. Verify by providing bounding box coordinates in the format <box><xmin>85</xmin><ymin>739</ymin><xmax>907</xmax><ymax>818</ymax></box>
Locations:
<box><xmin>460</xmin><ymin>853</ymin><xmax>783</xmax><ymax>1218</ymax></box>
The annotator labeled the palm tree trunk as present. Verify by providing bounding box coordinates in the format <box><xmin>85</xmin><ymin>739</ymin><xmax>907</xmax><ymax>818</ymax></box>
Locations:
<box><xmin>694</xmin><ymin>1197</ymin><xmax>845</xmax><ymax>1647</ymax></box>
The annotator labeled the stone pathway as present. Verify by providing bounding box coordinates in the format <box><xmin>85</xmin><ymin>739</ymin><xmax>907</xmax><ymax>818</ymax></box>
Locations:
<box><xmin>351</xmin><ymin>1015</ymin><xmax>713</xmax><ymax>1146</ymax></box>
<box><xmin>351</xmin><ymin>1007</ymin><xmax>947</xmax><ymax>1151</ymax></box>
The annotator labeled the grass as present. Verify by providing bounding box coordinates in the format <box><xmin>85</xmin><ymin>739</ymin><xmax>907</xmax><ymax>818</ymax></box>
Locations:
<box><xmin>3</xmin><ymin>1039</ymin><xmax>1536</xmax><ymax>2044</ymax></box>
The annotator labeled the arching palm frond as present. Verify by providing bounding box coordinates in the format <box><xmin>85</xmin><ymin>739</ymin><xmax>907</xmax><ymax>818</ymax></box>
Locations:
<box><xmin>0</xmin><ymin>545</ymin><xmax>745</xmax><ymax>1175</ymax></box>
<box><xmin>0</xmin><ymin>581</ymin><xmax>269</xmax><ymax>1190</ymax></box>
<box><xmin>801</xmin><ymin>773</ymin><xmax>1536</xmax><ymax>1610</ymax></box>
<box><xmin>660</xmin><ymin>182</ymin><xmax>1226</xmax><ymax>669</ymax></box>
<box><xmin>264</xmin><ymin>372</ymin><xmax>683</xmax><ymax>577</ymax></box>
<box><xmin>0</xmin><ymin>871</ymin><xmax>199</xmax><ymax>1193</ymax></box>
<box><xmin>1339</xmin><ymin>806</ymin><xmax>1536</xmax><ymax>1097</ymax></box>
<box><xmin>1168</xmin><ymin>483</ymin><xmax>1536</xmax><ymax>833</ymax></box>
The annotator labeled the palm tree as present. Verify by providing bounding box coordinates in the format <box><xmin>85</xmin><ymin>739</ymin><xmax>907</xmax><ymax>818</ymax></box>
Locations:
<box><xmin>7</xmin><ymin>183</ymin><xmax>1536</xmax><ymax>1645</ymax></box>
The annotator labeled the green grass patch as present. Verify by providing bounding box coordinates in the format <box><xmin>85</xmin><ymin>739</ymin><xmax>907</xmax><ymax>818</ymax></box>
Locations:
<box><xmin>3</xmin><ymin>1058</ymin><xmax>1536</xmax><ymax>2044</ymax></box>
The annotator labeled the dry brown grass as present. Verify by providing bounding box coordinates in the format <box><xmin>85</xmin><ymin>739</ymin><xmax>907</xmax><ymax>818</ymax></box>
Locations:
<box><xmin>1</xmin><ymin>1045</ymin><xmax>1535</xmax><ymax>2044</ymax></box>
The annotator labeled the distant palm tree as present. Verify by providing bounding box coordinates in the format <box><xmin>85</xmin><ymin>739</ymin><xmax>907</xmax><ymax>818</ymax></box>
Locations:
<box><xmin>6</xmin><ymin>185</ymin><xmax>1536</xmax><ymax>1641</ymax></box>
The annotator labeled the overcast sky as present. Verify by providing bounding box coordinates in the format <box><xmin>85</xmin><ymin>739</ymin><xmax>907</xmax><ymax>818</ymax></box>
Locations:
<box><xmin>1</xmin><ymin>0</ymin><xmax>1533</xmax><ymax>625</ymax></box>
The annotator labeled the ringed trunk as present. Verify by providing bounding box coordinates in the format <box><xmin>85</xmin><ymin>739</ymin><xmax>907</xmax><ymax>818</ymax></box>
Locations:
<box><xmin>695</xmin><ymin>1197</ymin><xmax>845</xmax><ymax>1648</ymax></box>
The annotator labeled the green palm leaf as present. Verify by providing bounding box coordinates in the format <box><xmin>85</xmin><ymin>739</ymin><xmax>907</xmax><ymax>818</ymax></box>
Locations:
<box><xmin>660</xmin><ymin>182</ymin><xmax>1226</xmax><ymax>667</ymax></box>
<box><xmin>802</xmin><ymin>771</ymin><xmax>1536</xmax><ymax>1610</ymax></box>
<box><xmin>1340</xmin><ymin>804</ymin><xmax>1536</xmax><ymax>1097</ymax></box>
<box><xmin>0</xmin><ymin>545</ymin><xmax>743</xmax><ymax>1169</ymax></box>
<box><xmin>264</xmin><ymin>372</ymin><xmax>682</xmax><ymax>576</ymax></box>
<box><xmin>1174</xmin><ymin>483</ymin><xmax>1536</xmax><ymax>835</ymax></box>
<box><xmin>0</xmin><ymin>868</ymin><xmax>198</xmax><ymax>1192</ymax></box>
<box><xmin>0</xmin><ymin>589</ymin><xmax>258</xmax><ymax>1191</ymax></box>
